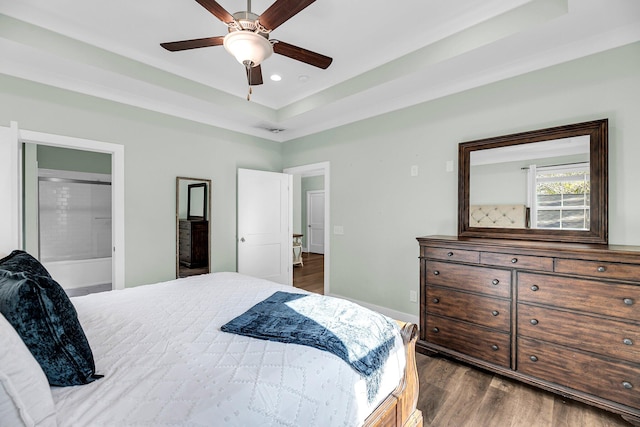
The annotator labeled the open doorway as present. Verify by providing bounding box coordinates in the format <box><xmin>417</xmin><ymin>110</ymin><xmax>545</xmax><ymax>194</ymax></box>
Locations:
<box><xmin>0</xmin><ymin>123</ymin><xmax>125</xmax><ymax>291</ymax></box>
<box><xmin>283</xmin><ymin>162</ymin><xmax>330</xmax><ymax>295</ymax></box>
<box><xmin>24</xmin><ymin>144</ymin><xmax>113</xmax><ymax>296</ymax></box>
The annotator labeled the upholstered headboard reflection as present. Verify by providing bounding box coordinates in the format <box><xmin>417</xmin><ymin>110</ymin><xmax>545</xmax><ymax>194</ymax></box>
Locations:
<box><xmin>469</xmin><ymin>205</ymin><xmax>528</xmax><ymax>228</ymax></box>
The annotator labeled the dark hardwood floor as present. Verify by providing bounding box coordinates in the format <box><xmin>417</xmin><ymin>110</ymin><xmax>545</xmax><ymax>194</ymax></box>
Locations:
<box><xmin>293</xmin><ymin>252</ymin><xmax>324</xmax><ymax>295</ymax></box>
<box><xmin>416</xmin><ymin>352</ymin><xmax>632</xmax><ymax>427</ymax></box>
<box><xmin>291</xmin><ymin>253</ymin><xmax>631</xmax><ymax>425</ymax></box>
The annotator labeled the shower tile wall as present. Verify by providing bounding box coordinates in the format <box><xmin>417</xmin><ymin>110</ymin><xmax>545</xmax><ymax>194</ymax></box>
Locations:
<box><xmin>39</xmin><ymin>180</ymin><xmax>112</xmax><ymax>262</ymax></box>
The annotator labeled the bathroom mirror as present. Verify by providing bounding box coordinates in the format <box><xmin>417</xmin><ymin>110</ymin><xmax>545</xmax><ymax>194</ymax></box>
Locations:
<box><xmin>176</xmin><ymin>177</ymin><xmax>211</xmax><ymax>278</ymax></box>
<box><xmin>458</xmin><ymin>119</ymin><xmax>608</xmax><ymax>244</ymax></box>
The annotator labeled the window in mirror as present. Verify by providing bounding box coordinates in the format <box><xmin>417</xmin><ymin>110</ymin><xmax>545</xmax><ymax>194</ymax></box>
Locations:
<box><xmin>530</xmin><ymin>162</ymin><xmax>590</xmax><ymax>230</ymax></box>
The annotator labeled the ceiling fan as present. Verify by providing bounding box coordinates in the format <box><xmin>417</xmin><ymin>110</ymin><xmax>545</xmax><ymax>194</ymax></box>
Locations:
<box><xmin>161</xmin><ymin>0</ymin><xmax>333</xmax><ymax>100</ymax></box>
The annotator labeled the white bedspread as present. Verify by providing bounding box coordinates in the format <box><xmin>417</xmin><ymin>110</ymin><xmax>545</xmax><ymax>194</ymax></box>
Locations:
<box><xmin>51</xmin><ymin>273</ymin><xmax>406</xmax><ymax>426</ymax></box>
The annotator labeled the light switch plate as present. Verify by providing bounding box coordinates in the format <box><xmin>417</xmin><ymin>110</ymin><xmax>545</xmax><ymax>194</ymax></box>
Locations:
<box><xmin>333</xmin><ymin>225</ymin><xmax>344</xmax><ymax>235</ymax></box>
<box><xmin>446</xmin><ymin>160</ymin><xmax>454</xmax><ymax>172</ymax></box>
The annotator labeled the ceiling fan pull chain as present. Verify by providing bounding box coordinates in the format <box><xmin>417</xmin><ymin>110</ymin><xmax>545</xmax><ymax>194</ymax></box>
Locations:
<box><xmin>246</xmin><ymin>62</ymin><xmax>252</xmax><ymax>101</ymax></box>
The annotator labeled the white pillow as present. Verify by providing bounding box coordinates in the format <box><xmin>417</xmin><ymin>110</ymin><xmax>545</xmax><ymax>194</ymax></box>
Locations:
<box><xmin>0</xmin><ymin>312</ymin><xmax>57</xmax><ymax>427</ymax></box>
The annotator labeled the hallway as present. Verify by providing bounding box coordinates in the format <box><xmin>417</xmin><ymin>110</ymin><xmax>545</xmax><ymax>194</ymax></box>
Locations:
<box><xmin>293</xmin><ymin>252</ymin><xmax>324</xmax><ymax>295</ymax></box>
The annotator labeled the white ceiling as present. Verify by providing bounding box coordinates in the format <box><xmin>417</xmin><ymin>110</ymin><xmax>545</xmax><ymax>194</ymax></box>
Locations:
<box><xmin>1</xmin><ymin>0</ymin><xmax>639</xmax><ymax>142</ymax></box>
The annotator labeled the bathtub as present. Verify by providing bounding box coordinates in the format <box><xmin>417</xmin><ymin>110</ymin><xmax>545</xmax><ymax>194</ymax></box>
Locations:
<box><xmin>43</xmin><ymin>257</ymin><xmax>112</xmax><ymax>290</ymax></box>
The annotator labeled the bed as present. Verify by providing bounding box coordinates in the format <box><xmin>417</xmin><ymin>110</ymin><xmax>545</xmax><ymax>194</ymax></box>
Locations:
<box><xmin>0</xmin><ymin>251</ymin><xmax>422</xmax><ymax>427</ymax></box>
<box><xmin>469</xmin><ymin>204</ymin><xmax>528</xmax><ymax>228</ymax></box>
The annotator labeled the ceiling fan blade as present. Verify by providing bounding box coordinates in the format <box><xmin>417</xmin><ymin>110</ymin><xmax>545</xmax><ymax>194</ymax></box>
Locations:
<box><xmin>194</xmin><ymin>0</ymin><xmax>234</xmax><ymax>23</ymax></box>
<box><xmin>259</xmin><ymin>0</ymin><xmax>316</xmax><ymax>31</ymax></box>
<box><xmin>246</xmin><ymin>64</ymin><xmax>264</xmax><ymax>86</ymax></box>
<box><xmin>160</xmin><ymin>36</ymin><xmax>225</xmax><ymax>52</ymax></box>
<box><xmin>273</xmin><ymin>41</ymin><xmax>332</xmax><ymax>69</ymax></box>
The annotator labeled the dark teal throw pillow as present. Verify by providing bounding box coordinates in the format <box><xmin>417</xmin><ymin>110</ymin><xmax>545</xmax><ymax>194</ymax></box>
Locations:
<box><xmin>0</xmin><ymin>250</ymin><xmax>52</xmax><ymax>278</ymax></box>
<box><xmin>0</xmin><ymin>270</ymin><xmax>99</xmax><ymax>386</ymax></box>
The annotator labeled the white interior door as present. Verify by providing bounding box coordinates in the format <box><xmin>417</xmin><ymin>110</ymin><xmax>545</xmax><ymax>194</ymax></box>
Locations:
<box><xmin>237</xmin><ymin>168</ymin><xmax>292</xmax><ymax>285</ymax></box>
<box><xmin>307</xmin><ymin>190</ymin><xmax>325</xmax><ymax>254</ymax></box>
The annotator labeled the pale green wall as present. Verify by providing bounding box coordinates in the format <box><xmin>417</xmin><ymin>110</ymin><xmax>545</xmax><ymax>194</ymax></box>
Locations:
<box><xmin>300</xmin><ymin>175</ymin><xmax>325</xmax><ymax>249</ymax></box>
<box><xmin>3</xmin><ymin>42</ymin><xmax>639</xmax><ymax>319</ymax></box>
<box><xmin>0</xmin><ymin>74</ymin><xmax>282</xmax><ymax>287</ymax></box>
<box><xmin>22</xmin><ymin>143</ymin><xmax>38</xmax><ymax>254</ymax></box>
<box><xmin>292</xmin><ymin>174</ymin><xmax>302</xmax><ymax>234</ymax></box>
<box><xmin>282</xmin><ymin>42</ymin><xmax>640</xmax><ymax>317</ymax></box>
<box><xmin>37</xmin><ymin>145</ymin><xmax>111</xmax><ymax>173</ymax></box>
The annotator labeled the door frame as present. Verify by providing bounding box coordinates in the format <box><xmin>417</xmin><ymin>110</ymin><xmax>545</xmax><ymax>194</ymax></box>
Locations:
<box><xmin>283</xmin><ymin>162</ymin><xmax>330</xmax><ymax>295</ymax></box>
<box><xmin>0</xmin><ymin>122</ymin><xmax>125</xmax><ymax>290</ymax></box>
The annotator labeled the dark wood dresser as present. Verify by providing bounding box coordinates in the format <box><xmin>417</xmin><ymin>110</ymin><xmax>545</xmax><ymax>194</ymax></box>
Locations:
<box><xmin>179</xmin><ymin>220</ymin><xmax>208</xmax><ymax>268</ymax></box>
<box><xmin>417</xmin><ymin>235</ymin><xmax>640</xmax><ymax>425</ymax></box>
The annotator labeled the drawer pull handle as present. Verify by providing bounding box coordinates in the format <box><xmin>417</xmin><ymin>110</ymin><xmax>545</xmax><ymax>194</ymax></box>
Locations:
<box><xmin>511</xmin><ymin>258</ymin><xmax>518</xmax><ymax>264</ymax></box>
<box><xmin>491</xmin><ymin>279</ymin><xmax>499</xmax><ymax>286</ymax></box>
<box><xmin>530</xmin><ymin>285</ymin><xmax>539</xmax><ymax>292</ymax></box>
<box><xmin>597</xmin><ymin>266</ymin><xmax>606</xmax><ymax>273</ymax></box>
<box><xmin>530</xmin><ymin>355</ymin><xmax>538</xmax><ymax>362</ymax></box>
<box><xmin>491</xmin><ymin>345</ymin><xmax>499</xmax><ymax>351</ymax></box>
<box><xmin>491</xmin><ymin>310</ymin><xmax>499</xmax><ymax>316</ymax></box>
<box><xmin>530</xmin><ymin>319</ymin><xmax>539</xmax><ymax>325</ymax></box>
<box><xmin>432</xmin><ymin>298</ymin><xmax>440</xmax><ymax>304</ymax></box>
<box><xmin>433</xmin><ymin>270</ymin><xmax>440</xmax><ymax>276</ymax></box>
<box><xmin>622</xmin><ymin>381</ymin><xmax>633</xmax><ymax>390</ymax></box>
<box><xmin>623</xmin><ymin>298</ymin><xmax>634</xmax><ymax>306</ymax></box>
<box><xmin>623</xmin><ymin>338</ymin><xmax>634</xmax><ymax>346</ymax></box>
<box><xmin>447</xmin><ymin>252</ymin><xmax>454</xmax><ymax>257</ymax></box>
<box><xmin>432</xmin><ymin>327</ymin><xmax>439</xmax><ymax>333</ymax></box>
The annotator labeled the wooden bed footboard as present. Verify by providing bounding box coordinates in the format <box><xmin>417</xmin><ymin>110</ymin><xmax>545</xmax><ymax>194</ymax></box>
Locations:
<box><xmin>363</xmin><ymin>322</ymin><xmax>423</xmax><ymax>427</ymax></box>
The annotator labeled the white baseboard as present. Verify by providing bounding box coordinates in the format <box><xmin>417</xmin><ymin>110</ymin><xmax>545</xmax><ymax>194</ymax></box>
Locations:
<box><xmin>326</xmin><ymin>292</ymin><xmax>420</xmax><ymax>326</ymax></box>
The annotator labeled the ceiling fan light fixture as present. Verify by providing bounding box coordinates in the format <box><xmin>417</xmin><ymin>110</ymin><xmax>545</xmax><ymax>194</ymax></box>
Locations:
<box><xmin>223</xmin><ymin>31</ymin><xmax>273</xmax><ymax>67</ymax></box>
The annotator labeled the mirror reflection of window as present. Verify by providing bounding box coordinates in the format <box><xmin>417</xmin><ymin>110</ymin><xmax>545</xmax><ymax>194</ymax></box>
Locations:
<box><xmin>469</xmin><ymin>135</ymin><xmax>590</xmax><ymax>230</ymax></box>
<box><xmin>528</xmin><ymin>163</ymin><xmax>590</xmax><ymax>230</ymax></box>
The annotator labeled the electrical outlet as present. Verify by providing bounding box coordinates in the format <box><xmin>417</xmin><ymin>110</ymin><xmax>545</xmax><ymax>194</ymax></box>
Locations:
<box><xmin>410</xmin><ymin>165</ymin><xmax>419</xmax><ymax>176</ymax></box>
<box><xmin>409</xmin><ymin>290</ymin><xmax>417</xmax><ymax>303</ymax></box>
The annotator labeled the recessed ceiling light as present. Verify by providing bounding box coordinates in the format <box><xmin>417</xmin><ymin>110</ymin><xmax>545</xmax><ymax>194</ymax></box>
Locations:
<box><xmin>298</xmin><ymin>75</ymin><xmax>309</xmax><ymax>83</ymax></box>
<box><xmin>270</xmin><ymin>74</ymin><xmax>282</xmax><ymax>82</ymax></box>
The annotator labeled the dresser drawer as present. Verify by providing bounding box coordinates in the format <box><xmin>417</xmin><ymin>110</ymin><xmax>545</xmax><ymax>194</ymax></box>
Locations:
<box><xmin>426</xmin><ymin>314</ymin><xmax>510</xmax><ymax>368</ymax></box>
<box><xmin>427</xmin><ymin>286</ymin><xmax>510</xmax><ymax>331</ymax></box>
<box><xmin>426</xmin><ymin>261</ymin><xmax>511</xmax><ymax>298</ymax></box>
<box><xmin>518</xmin><ymin>337</ymin><xmax>640</xmax><ymax>409</ymax></box>
<box><xmin>555</xmin><ymin>258</ymin><xmax>640</xmax><ymax>282</ymax></box>
<box><xmin>518</xmin><ymin>272</ymin><xmax>640</xmax><ymax>322</ymax></box>
<box><xmin>518</xmin><ymin>304</ymin><xmax>640</xmax><ymax>364</ymax></box>
<box><xmin>481</xmin><ymin>252</ymin><xmax>553</xmax><ymax>271</ymax></box>
<box><xmin>424</xmin><ymin>247</ymin><xmax>479</xmax><ymax>263</ymax></box>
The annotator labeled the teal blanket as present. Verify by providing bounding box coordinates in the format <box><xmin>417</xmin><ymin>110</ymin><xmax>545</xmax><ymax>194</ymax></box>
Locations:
<box><xmin>221</xmin><ymin>291</ymin><xmax>399</xmax><ymax>400</ymax></box>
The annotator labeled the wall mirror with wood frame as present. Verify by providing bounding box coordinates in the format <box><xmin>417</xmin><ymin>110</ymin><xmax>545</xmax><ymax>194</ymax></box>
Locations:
<box><xmin>458</xmin><ymin>119</ymin><xmax>608</xmax><ymax>244</ymax></box>
<box><xmin>176</xmin><ymin>177</ymin><xmax>211</xmax><ymax>278</ymax></box>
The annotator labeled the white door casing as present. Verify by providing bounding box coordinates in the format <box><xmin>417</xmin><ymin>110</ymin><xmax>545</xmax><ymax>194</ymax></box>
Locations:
<box><xmin>307</xmin><ymin>190</ymin><xmax>325</xmax><ymax>254</ymax></box>
<box><xmin>0</xmin><ymin>123</ymin><xmax>21</xmax><ymax>254</ymax></box>
<box><xmin>0</xmin><ymin>122</ymin><xmax>125</xmax><ymax>290</ymax></box>
<box><xmin>237</xmin><ymin>168</ymin><xmax>292</xmax><ymax>285</ymax></box>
